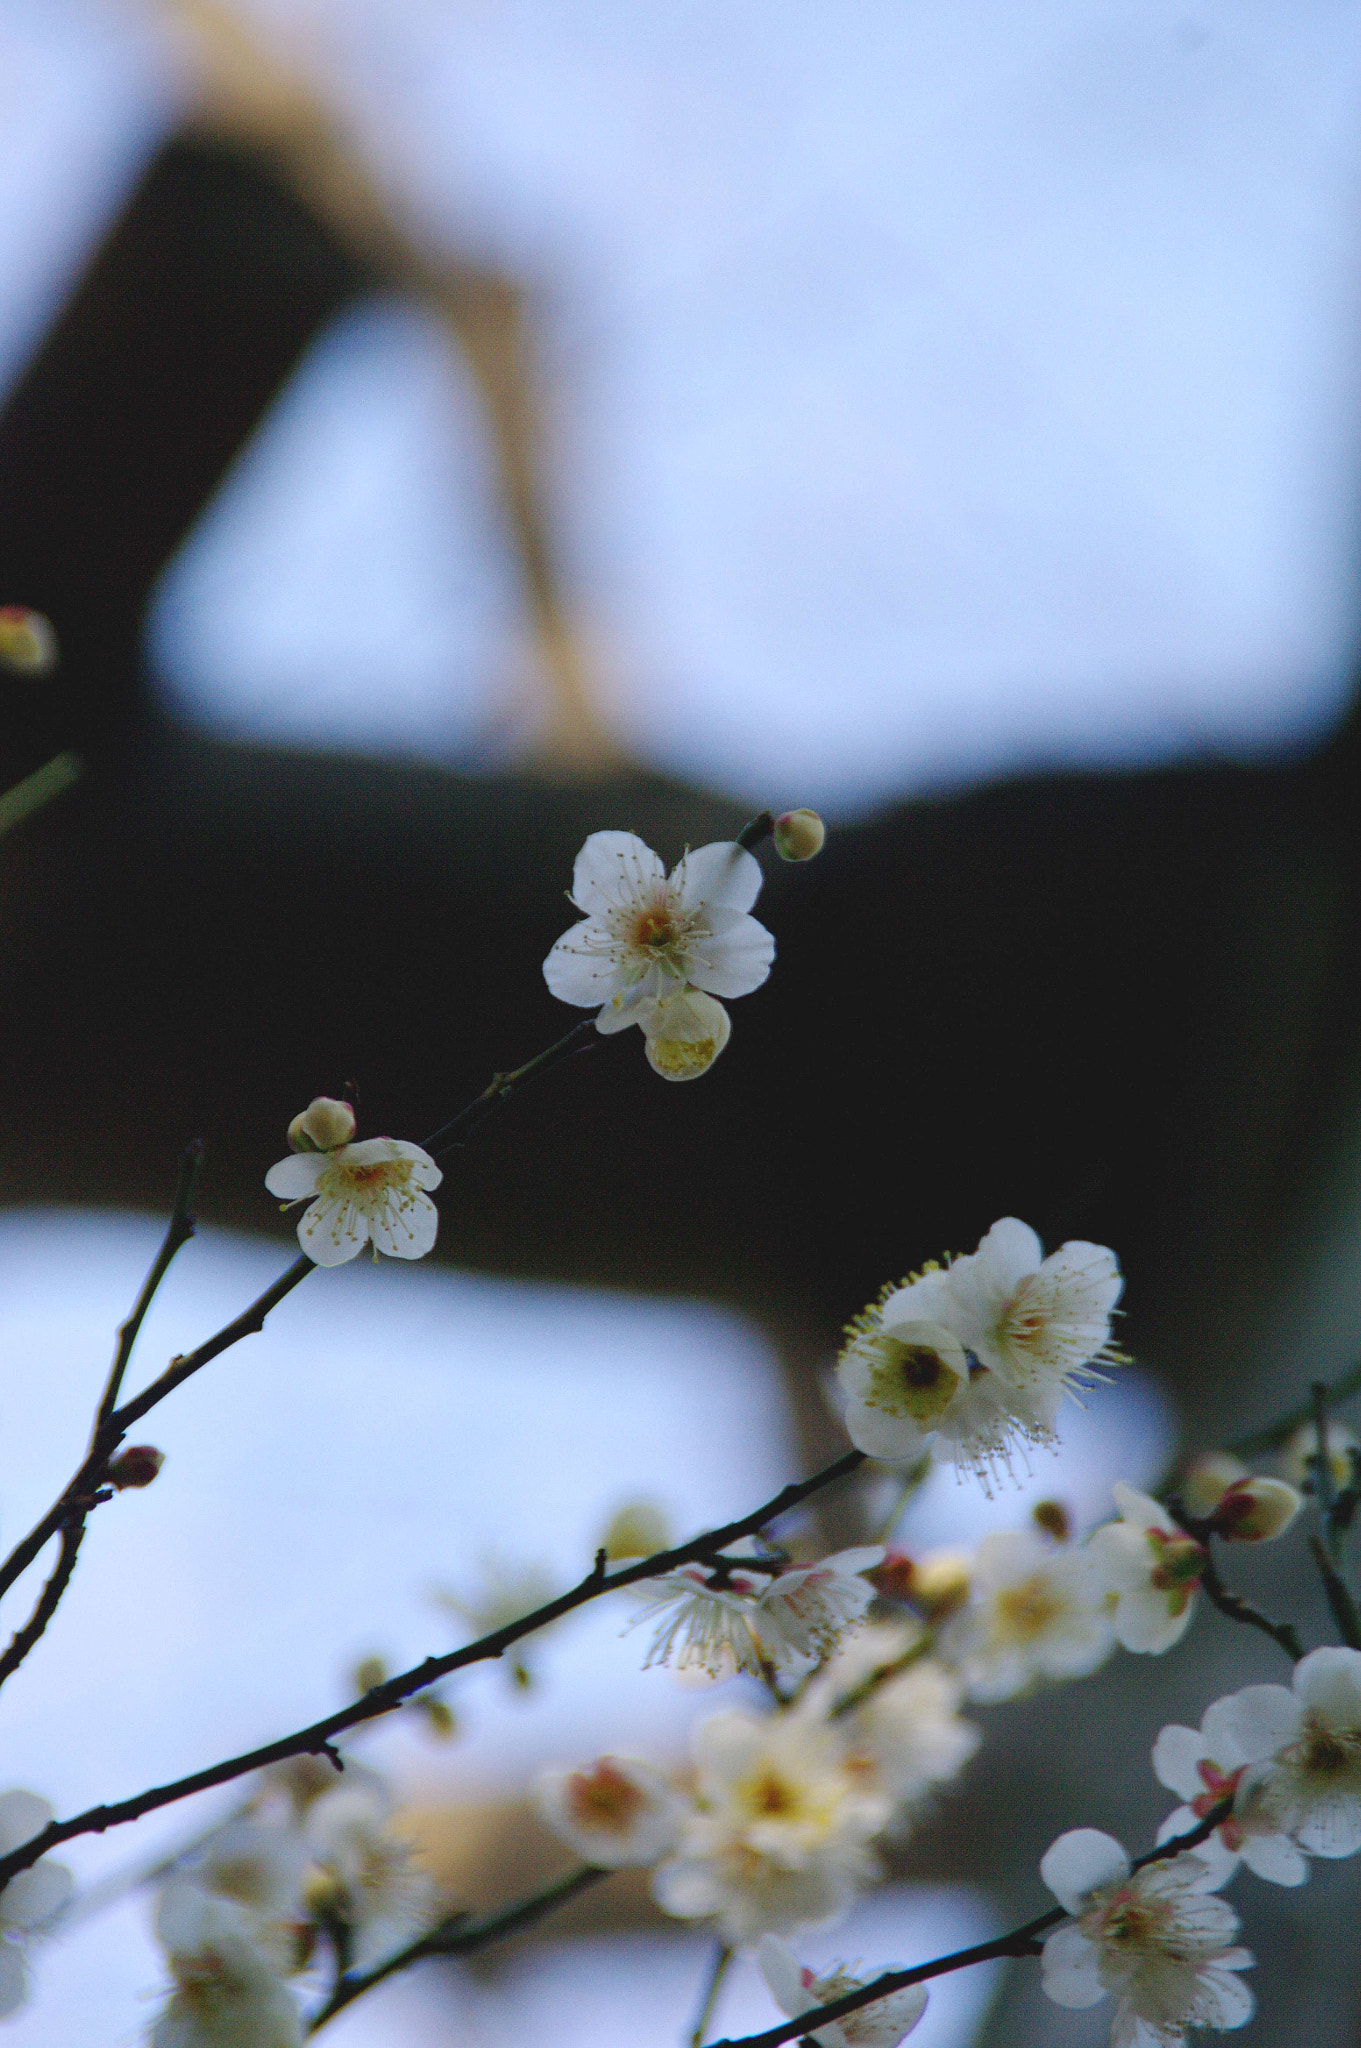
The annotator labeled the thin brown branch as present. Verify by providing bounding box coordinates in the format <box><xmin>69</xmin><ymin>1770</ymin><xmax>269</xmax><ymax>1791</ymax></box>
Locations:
<box><xmin>0</xmin><ymin>1449</ymin><xmax>865</xmax><ymax>1889</ymax></box>
<box><xmin>308</xmin><ymin>1865</ymin><xmax>606</xmax><ymax>2031</ymax></box>
<box><xmin>706</xmin><ymin>1802</ymin><xmax>1233</xmax><ymax>2048</ymax></box>
<box><xmin>1307</xmin><ymin>1535</ymin><xmax>1361</xmax><ymax>1650</ymax></box>
<box><xmin>1166</xmin><ymin>1501</ymin><xmax>1304</xmax><ymax>1663</ymax></box>
<box><xmin>0</xmin><ymin>1521</ymin><xmax>87</xmax><ymax>1690</ymax></box>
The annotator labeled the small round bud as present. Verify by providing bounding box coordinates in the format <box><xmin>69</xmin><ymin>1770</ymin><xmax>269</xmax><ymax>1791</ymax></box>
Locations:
<box><xmin>1031</xmin><ymin>1499</ymin><xmax>1070</xmax><ymax>1542</ymax></box>
<box><xmin>352</xmin><ymin>1656</ymin><xmax>388</xmax><ymax>1695</ymax></box>
<box><xmin>866</xmin><ymin>1551</ymin><xmax>916</xmax><ymax>1603</ymax></box>
<box><xmin>642</xmin><ymin>988</ymin><xmax>731</xmax><ymax>1082</ymax></box>
<box><xmin>1281</xmin><ymin>1420</ymin><xmax>1359</xmax><ymax>1492</ymax></box>
<box><xmin>287</xmin><ymin>1096</ymin><xmax>357</xmax><ymax>1153</ymax></box>
<box><xmin>106</xmin><ymin>1445</ymin><xmax>165</xmax><ymax>1489</ymax></box>
<box><xmin>907</xmin><ymin>1546</ymin><xmax>972</xmax><ymax>1619</ymax></box>
<box><xmin>0</xmin><ymin>606</ymin><xmax>57</xmax><ymax>675</ymax></box>
<box><xmin>1211</xmin><ymin>1476</ymin><xmax>1303</xmax><ymax>1544</ymax></box>
<box><xmin>601</xmin><ymin>1499</ymin><xmax>671</xmax><ymax>1561</ymax></box>
<box><xmin>773</xmin><ymin>807</ymin><xmax>826</xmax><ymax>862</ymax></box>
<box><xmin>1180</xmin><ymin>1452</ymin><xmax>1249</xmax><ymax>1519</ymax></box>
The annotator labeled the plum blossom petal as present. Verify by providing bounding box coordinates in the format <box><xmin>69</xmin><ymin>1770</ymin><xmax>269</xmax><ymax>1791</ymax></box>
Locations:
<box><xmin>1231</xmin><ymin>1647</ymin><xmax>1361</xmax><ymax>1860</ymax></box>
<box><xmin>1087</xmin><ymin>1485</ymin><xmax>1204</xmax><ymax>1654</ymax></box>
<box><xmin>940</xmin><ymin>1220</ymin><xmax>1123</xmax><ymax>1431</ymax></box>
<box><xmin>939</xmin><ymin>1530</ymin><xmax>1114</xmax><ymax>1703</ymax></box>
<box><xmin>1040</xmin><ymin>1828</ymin><xmax>1131</xmax><ymax>1916</ymax></box>
<box><xmin>1039</xmin><ymin>1920</ymin><xmax>1108</xmax><ymax>2007</ymax></box>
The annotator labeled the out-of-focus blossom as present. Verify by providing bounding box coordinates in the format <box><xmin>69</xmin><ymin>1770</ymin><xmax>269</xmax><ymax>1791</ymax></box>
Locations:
<box><xmin>266</xmin><ymin>1137</ymin><xmax>441</xmax><ymax>1265</ymax></box>
<box><xmin>303</xmin><ymin>1784</ymin><xmax>436</xmax><ymax>1973</ymax></box>
<box><xmin>600</xmin><ymin>1499</ymin><xmax>671</xmax><ymax>1562</ymax></box>
<box><xmin>651</xmin><ymin>1710</ymin><xmax>888</xmax><ymax>1943</ymax></box>
<box><xmin>184</xmin><ymin>1820</ymin><xmax>308</xmax><ymax>1942</ymax></box>
<box><xmin>150</xmin><ymin>1883</ymin><xmax>302</xmax><ymax>2048</ymax></box>
<box><xmin>1152</xmin><ymin>1708</ymin><xmax>1307</xmax><ymax>1889</ymax></box>
<box><xmin>1087</xmin><ymin>1485</ymin><xmax>1204</xmax><ymax>1654</ymax></box>
<box><xmin>1280</xmin><ymin>1420</ymin><xmax>1359</xmax><ymax>1493</ymax></box>
<box><xmin>535</xmin><ymin>1756</ymin><xmax>684</xmax><ymax>1867</ymax></box>
<box><xmin>0</xmin><ymin>608</ymin><xmax>57</xmax><ymax>674</ymax></box>
<box><xmin>1217</xmin><ymin>1648</ymin><xmax>1361</xmax><ymax>1861</ymax></box>
<box><xmin>758</xmin><ymin>1934</ymin><xmax>927</xmax><ymax>2047</ymax></box>
<box><xmin>1039</xmin><ymin>1830</ymin><xmax>1252</xmax><ymax>2046</ymax></box>
<box><xmin>937</xmin><ymin>1529</ymin><xmax>1114</xmax><ymax>1703</ymax></box>
<box><xmin>1179</xmin><ymin>1454</ymin><xmax>1249</xmax><ymax>1520</ymax></box>
<box><xmin>797</xmin><ymin>1624</ymin><xmax>979</xmax><ymax>1832</ymax></box>
<box><xmin>0</xmin><ymin>1791</ymin><xmax>72</xmax><ymax>2020</ymax></box>
<box><xmin>543</xmin><ymin>833</ymin><xmax>773</xmax><ymax>1034</ymax></box>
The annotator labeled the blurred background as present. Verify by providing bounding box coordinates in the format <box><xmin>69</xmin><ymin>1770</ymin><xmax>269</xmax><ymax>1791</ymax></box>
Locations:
<box><xmin>2</xmin><ymin>0</ymin><xmax>1361</xmax><ymax>2040</ymax></box>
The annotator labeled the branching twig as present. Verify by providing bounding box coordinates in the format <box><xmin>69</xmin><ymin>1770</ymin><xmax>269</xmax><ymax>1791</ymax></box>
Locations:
<box><xmin>0</xmin><ymin>1521</ymin><xmax>87</xmax><ymax>1691</ymax></box>
<box><xmin>1165</xmin><ymin>1501</ymin><xmax>1303</xmax><ymax>1663</ymax></box>
<box><xmin>1307</xmin><ymin>1535</ymin><xmax>1361</xmax><ymax>1650</ymax></box>
<box><xmin>1229</xmin><ymin>1359</ymin><xmax>1361</xmax><ymax>1459</ymax></box>
<box><xmin>307</xmin><ymin>1865</ymin><xmax>606</xmax><ymax>2031</ymax></box>
<box><xmin>705</xmin><ymin>1802</ymin><xmax>1233</xmax><ymax>2048</ymax></box>
<box><xmin>0</xmin><ymin>1449</ymin><xmax>865</xmax><ymax>1888</ymax></box>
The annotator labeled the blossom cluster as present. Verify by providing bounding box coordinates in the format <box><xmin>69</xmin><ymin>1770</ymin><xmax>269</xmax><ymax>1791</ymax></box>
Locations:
<box><xmin>147</xmin><ymin>1767</ymin><xmax>436</xmax><ymax>2046</ymax></box>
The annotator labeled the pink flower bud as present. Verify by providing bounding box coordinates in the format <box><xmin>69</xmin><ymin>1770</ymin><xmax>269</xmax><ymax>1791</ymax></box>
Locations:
<box><xmin>106</xmin><ymin>1445</ymin><xmax>165</xmax><ymax>1489</ymax></box>
<box><xmin>287</xmin><ymin>1096</ymin><xmax>357</xmax><ymax>1152</ymax></box>
<box><xmin>1210</xmin><ymin>1476</ymin><xmax>1302</xmax><ymax>1543</ymax></box>
<box><xmin>773</xmin><ymin>808</ymin><xmax>826</xmax><ymax>862</ymax></box>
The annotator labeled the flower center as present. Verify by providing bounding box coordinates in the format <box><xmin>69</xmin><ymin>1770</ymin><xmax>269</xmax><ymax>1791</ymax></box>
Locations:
<box><xmin>319</xmin><ymin>1156</ymin><xmax>416</xmax><ymax>1207</ymax></box>
<box><xmin>994</xmin><ymin>1573</ymin><xmax>1064</xmax><ymax>1642</ymax></box>
<box><xmin>867</xmin><ymin>1337</ymin><xmax>960</xmax><ymax>1424</ymax></box>
<box><xmin>567</xmin><ymin>1761</ymin><xmax>646</xmax><ymax>1834</ymax></box>
<box><xmin>1294</xmin><ymin>1716</ymin><xmax>1360</xmax><ymax>1778</ymax></box>
<box><xmin>745</xmin><ymin>1770</ymin><xmax>800</xmax><ymax>1819</ymax></box>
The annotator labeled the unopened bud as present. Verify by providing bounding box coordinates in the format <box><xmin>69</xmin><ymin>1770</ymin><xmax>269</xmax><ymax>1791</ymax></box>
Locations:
<box><xmin>601</xmin><ymin>1499</ymin><xmax>671</xmax><ymax>1561</ymax></box>
<box><xmin>288</xmin><ymin>1096</ymin><xmax>356</xmax><ymax>1152</ymax></box>
<box><xmin>303</xmin><ymin>1870</ymin><xmax>349</xmax><ymax>1922</ymax></box>
<box><xmin>1032</xmin><ymin>1499</ymin><xmax>1070</xmax><ymax>1542</ymax></box>
<box><xmin>773</xmin><ymin>808</ymin><xmax>826</xmax><ymax>862</ymax></box>
<box><xmin>0</xmin><ymin>607</ymin><xmax>57</xmax><ymax>674</ymax></box>
<box><xmin>106</xmin><ymin>1445</ymin><xmax>164</xmax><ymax>1489</ymax></box>
<box><xmin>1211</xmin><ymin>1476</ymin><xmax>1302</xmax><ymax>1544</ymax></box>
<box><xmin>642</xmin><ymin>988</ymin><xmax>731</xmax><ymax>1082</ymax></box>
<box><xmin>1281</xmin><ymin>1420</ymin><xmax>1359</xmax><ymax>1492</ymax></box>
<box><xmin>1148</xmin><ymin>1533</ymin><xmax>1206</xmax><ymax>1590</ymax></box>
<box><xmin>1181</xmin><ymin>1452</ymin><xmax>1249</xmax><ymax>1519</ymax></box>
<box><xmin>352</xmin><ymin>1656</ymin><xmax>387</xmax><ymax>1695</ymax></box>
<box><xmin>866</xmin><ymin>1552</ymin><xmax>916</xmax><ymax>1603</ymax></box>
<box><xmin>908</xmin><ymin>1547</ymin><xmax>972</xmax><ymax>1619</ymax></box>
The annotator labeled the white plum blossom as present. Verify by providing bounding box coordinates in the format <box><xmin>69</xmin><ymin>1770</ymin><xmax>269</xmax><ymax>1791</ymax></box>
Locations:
<box><xmin>0</xmin><ymin>1791</ymin><xmax>73</xmax><ymax>2020</ymax></box>
<box><xmin>151</xmin><ymin>1882</ymin><xmax>303</xmax><ymax>2048</ymax></box>
<box><xmin>651</xmin><ymin>1710</ymin><xmax>889</xmax><ymax>1944</ymax></box>
<box><xmin>1216</xmin><ymin>1647</ymin><xmax>1361</xmax><ymax>1860</ymax></box>
<box><xmin>1152</xmin><ymin>1710</ymin><xmax>1307</xmax><ymax>1889</ymax></box>
<box><xmin>796</xmin><ymin>1624</ymin><xmax>979</xmax><ymax>1831</ymax></box>
<box><xmin>181</xmin><ymin>1820</ymin><xmax>309</xmax><ymax>1945</ymax></box>
<box><xmin>1039</xmin><ymin>1830</ymin><xmax>1253</xmax><ymax>2048</ymax></box>
<box><xmin>303</xmin><ymin>1783</ymin><xmax>436</xmax><ymax>1972</ymax></box>
<box><xmin>837</xmin><ymin>1219</ymin><xmax>1122</xmax><ymax>1484</ymax></box>
<box><xmin>627</xmin><ymin>1563</ymin><xmax>773</xmax><ymax>1678</ymax></box>
<box><xmin>535</xmin><ymin>1755</ymin><xmax>685</xmax><ymax>1867</ymax></box>
<box><xmin>937</xmin><ymin>1529</ymin><xmax>1114</xmax><ymax>1703</ymax></box>
<box><xmin>1087</xmin><ymin>1485</ymin><xmax>1205</xmax><ymax>1654</ymax></box>
<box><xmin>627</xmin><ymin>1551</ymin><xmax>882</xmax><ymax>1678</ymax></box>
<box><xmin>758</xmin><ymin>1935</ymin><xmax>927</xmax><ymax>2047</ymax></box>
<box><xmin>938</xmin><ymin>1218</ymin><xmax>1123</xmax><ymax>1434</ymax></box>
<box><xmin>265</xmin><ymin>1137</ymin><xmax>441</xmax><ymax>1266</ymax></box>
<box><xmin>543</xmin><ymin>833</ymin><xmax>774</xmax><ymax>1041</ymax></box>
<box><xmin>755</xmin><ymin>1549</ymin><xmax>884</xmax><ymax>1665</ymax></box>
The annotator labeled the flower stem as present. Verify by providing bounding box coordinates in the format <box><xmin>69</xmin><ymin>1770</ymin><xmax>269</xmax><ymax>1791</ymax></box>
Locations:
<box><xmin>689</xmin><ymin>1943</ymin><xmax>734</xmax><ymax>2048</ymax></box>
<box><xmin>0</xmin><ymin>750</ymin><xmax>83</xmax><ymax>837</ymax></box>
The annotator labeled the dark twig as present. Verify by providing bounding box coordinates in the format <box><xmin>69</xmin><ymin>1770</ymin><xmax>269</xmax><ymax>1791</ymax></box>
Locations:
<box><xmin>423</xmin><ymin>1017</ymin><xmax>599</xmax><ymax>1159</ymax></box>
<box><xmin>1308</xmin><ymin>1535</ymin><xmax>1361</xmax><ymax>1651</ymax></box>
<box><xmin>0</xmin><ymin>1450</ymin><xmax>865</xmax><ymax>1889</ymax></box>
<box><xmin>706</xmin><ymin>1802</ymin><xmax>1233</xmax><ymax>2048</ymax></box>
<box><xmin>1166</xmin><ymin>1501</ymin><xmax>1304</xmax><ymax>1663</ymax></box>
<box><xmin>308</xmin><ymin>1864</ymin><xmax>606</xmax><ymax>2031</ymax></box>
<box><xmin>0</xmin><ymin>1144</ymin><xmax>204</xmax><ymax>1673</ymax></box>
<box><xmin>737</xmin><ymin>810</ymin><xmax>775</xmax><ymax>851</ymax></box>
